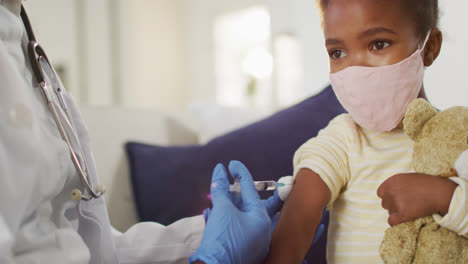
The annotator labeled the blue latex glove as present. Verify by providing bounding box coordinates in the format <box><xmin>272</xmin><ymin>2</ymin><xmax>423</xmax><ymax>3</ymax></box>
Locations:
<box><xmin>190</xmin><ymin>161</ymin><xmax>272</xmax><ymax>264</ymax></box>
<box><xmin>312</xmin><ymin>207</ymin><xmax>327</xmax><ymax>245</ymax></box>
<box><xmin>263</xmin><ymin>190</ymin><xmax>283</xmax><ymax>219</ymax></box>
<box><xmin>203</xmin><ymin>189</ymin><xmax>283</xmax><ymax>226</ymax></box>
<box><xmin>313</xmin><ymin>222</ymin><xmax>325</xmax><ymax>245</ymax></box>
<box><xmin>262</xmin><ymin>190</ymin><xmax>283</xmax><ymax>230</ymax></box>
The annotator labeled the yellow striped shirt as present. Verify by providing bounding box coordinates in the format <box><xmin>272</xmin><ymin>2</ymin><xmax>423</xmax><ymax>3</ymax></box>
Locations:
<box><xmin>294</xmin><ymin>114</ymin><xmax>468</xmax><ymax>264</ymax></box>
<box><xmin>294</xmin><ymin>114</ymin><xmax>414</xmax><ymax>264</ymax></box>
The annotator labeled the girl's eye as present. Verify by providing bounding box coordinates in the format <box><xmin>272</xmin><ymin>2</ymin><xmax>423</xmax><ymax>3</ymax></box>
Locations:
<box><xmin>329</xmin><ymin>49</ymin><xmax>347</xmax><ymax>60</ymax></box>
<box><xmin>371</xmin><ymin>41</ymin><xmax>391</xmax><ymax>50</ymax></box>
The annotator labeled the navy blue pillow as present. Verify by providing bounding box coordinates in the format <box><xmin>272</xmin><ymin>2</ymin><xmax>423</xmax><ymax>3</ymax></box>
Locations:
<box><xmin>126</xmin><ymin>85</ymin><xmax>345</xmax><ymax>263</ymax></box>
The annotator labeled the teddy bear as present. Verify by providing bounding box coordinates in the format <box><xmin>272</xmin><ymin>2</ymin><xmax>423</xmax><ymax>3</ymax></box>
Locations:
<box><xmin>379</xmin><ymin>98</ymin><xmax>468</xmax><ymax>264</ymax></box>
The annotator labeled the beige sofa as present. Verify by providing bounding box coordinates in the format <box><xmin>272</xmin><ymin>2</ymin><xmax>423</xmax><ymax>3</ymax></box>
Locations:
<box><xmin>79</xmin><ymin>105</ymin><xmax>199</xmax><ymax>232</ymax></box>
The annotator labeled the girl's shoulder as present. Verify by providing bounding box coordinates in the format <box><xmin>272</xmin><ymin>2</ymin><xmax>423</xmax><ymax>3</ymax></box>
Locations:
<box><xmin>319</xmin><ymin>113</ymin><xmax>364</xmax><ymax>146</ymax></box>
<box><xmin>326</xmin><ymin>113</ymin><xmax>360</xmax><ymax>132</ymax></box>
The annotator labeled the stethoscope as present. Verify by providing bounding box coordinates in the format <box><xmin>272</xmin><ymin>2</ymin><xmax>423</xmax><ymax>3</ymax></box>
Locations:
<box><xmin>20</xmin><ymin>5</ymin><xmax>106</xmax><ymax>201</ymax></box>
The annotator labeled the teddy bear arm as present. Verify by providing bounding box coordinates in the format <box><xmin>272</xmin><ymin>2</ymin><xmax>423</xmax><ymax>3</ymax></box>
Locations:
<box><xmin>413</xmin><ymin>219</ymin><xmax>468</xmax><ymax>264</ymax></box>
<box><xmin>380</xmin><ymin>218</ymin><xmax>429</xmax><ymax>264</ymax></box>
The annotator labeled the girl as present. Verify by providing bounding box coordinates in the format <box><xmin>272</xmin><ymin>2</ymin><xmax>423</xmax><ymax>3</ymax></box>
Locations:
<box><xmin>265</xmin><ymin>0</ymin><xmax>468</xmax><ymax>263</ymax></box>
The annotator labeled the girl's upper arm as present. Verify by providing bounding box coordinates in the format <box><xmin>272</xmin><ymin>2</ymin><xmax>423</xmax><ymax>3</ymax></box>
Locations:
<box><xmin>265</xmin><ymin>168</ymin><xmax>331</xmax><ymax>264</ymax></box>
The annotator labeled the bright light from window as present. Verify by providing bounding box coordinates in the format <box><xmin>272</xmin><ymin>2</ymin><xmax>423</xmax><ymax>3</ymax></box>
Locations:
<box><xmin>242</xmin><ymin>47</ymin><xmax>273</xmax><ymax>80</ymax></box>
<box><xmin>214</xmin><ymin>6</ymin><xmax>272</xmax><ymax>108</ymax></box>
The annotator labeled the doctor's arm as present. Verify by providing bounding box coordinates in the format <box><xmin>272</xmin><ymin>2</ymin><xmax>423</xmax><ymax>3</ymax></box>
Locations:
<box><xmin>0</xmin><ymin>215</ymin><xmax>14</xmax><ymax>263</ymax></box>
<box><xmin>112</xmin><ymin>214</ymin><xmax>205</xmax><ymax>263</ymax></box>
<box><xmin>264</xmin><ymin>169</ymin><xmax>330</xmax><ymax>264</ymax></box>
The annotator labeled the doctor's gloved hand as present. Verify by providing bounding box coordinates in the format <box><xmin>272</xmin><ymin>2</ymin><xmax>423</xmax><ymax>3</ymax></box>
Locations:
<box><xmin>263</xmin><ymin>189</ymin><xmax>283</xmax><ymax>218</ymax></box>
<box><xmin>262</xmin><ymin>190</ymin><xmax>283</xmax><ymax>230</ymax></box>
<box><xmin>189</xmin><ymin>161</ymin><xmax>272</xmax><ymax>264</ymax></box>
<box><xmin>203</xmin><ymin>189</ymin><xmax>283</xmax><ymax>228</ymax></box>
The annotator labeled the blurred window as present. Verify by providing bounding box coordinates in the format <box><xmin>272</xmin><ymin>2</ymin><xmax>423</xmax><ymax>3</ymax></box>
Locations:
<box><xmin>214</xmin><ymin>6</ymin><xmax>273</xmax><ymax>109</ymax></box>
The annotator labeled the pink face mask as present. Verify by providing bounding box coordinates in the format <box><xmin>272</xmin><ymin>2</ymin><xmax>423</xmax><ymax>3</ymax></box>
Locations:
<box><xmin>330</xmin><ymin>32</ymin><xmax>431</xmax><ymax>132</ymax></box>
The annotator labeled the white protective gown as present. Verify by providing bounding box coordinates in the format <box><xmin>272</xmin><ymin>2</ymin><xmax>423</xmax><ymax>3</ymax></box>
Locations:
<box><xmin>0</xmin><ymin>1</ymin><xmax>204</xmax><ymax>263</ymax></box>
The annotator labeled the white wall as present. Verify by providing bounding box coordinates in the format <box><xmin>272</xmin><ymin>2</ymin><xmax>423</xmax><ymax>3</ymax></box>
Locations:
<box><xmin>425</xmin><ymin>0</ymin><xmax>468</xmax><ymax>109</ymax></box>
<box><xmin>120</xmin><ymin>0</ymin><xmax>188</xmax><ymax>111</ymax></box>
<box><xmin>82</xmin><ymin>0</ymin><xmax>113</xmax><ymax>106</ymax></box>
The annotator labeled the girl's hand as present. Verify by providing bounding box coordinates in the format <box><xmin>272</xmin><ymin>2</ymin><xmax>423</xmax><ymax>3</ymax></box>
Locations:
<box><xmin>377</xmin><ymin>173</ymin><xmax>457</xmax><ymax>226</ymax></box>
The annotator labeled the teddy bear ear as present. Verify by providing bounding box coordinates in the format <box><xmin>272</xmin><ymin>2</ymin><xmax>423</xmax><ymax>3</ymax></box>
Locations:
<box><xmin>403</xmin><ymin>98</ymin><xmax>438</xmax><ymax>141</ymax></box>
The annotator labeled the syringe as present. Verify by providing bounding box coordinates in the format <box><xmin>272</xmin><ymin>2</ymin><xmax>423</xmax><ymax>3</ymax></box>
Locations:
<box><xmin>228</xmin><ymin>180</ymin><xmax>284</xmax><ymax>192</ymax></box>
<box><xmin>228</xmin><ymin>176</ymin><xmax>294</xmax><ymax>201</ymax></box>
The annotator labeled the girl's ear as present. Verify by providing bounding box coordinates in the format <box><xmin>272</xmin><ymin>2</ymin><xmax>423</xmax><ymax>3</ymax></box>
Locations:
<box><xmin>423</xmin><ymin>28</ymin><xmax>443</xmax><ymax>67</ymax></box>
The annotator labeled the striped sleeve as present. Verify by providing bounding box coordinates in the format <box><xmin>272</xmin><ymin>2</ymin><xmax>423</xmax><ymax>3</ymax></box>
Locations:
<box><xmin>433</xmin><ymin>177</ymin><xmax>468</xmax><ymax>238</ymax></box>
<box><xmin>293</xmin><ymin>114</ymin><xmax>355</xmax><ymax>209</ymax></box>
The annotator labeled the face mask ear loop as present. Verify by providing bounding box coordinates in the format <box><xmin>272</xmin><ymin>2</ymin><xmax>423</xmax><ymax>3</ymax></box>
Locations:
<box><xmin>419</xmin><ymin>30</ymin><xmax>433</xmax><ymax>51</ymax></box>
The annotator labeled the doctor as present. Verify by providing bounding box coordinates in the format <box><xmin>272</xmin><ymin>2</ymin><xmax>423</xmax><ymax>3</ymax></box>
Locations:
<box><xmin>0</xmin><ymin>1</ymin><xmax>283</xmax><ymax>263</ymax></box>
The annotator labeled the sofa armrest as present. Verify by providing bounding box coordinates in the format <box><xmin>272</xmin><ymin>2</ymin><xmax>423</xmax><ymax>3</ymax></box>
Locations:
<box><xmin>79</xmin><ymin>105</ymin><xmax>198</xmax><ymax>231</ymax></box>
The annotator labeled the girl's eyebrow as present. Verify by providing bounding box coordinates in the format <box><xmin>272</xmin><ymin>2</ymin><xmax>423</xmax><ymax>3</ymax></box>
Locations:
<box><xmin>325</xmin><ymin>38</ymin><xmax>344</xmax><ymax>46</ymax></box>
<box><xmin>325</xmin><ymin>27</ymin><xmax>397</xmax><ymax>46</ymax></box>
<box><xmin>359</xmin><ymin>27</ymin><xmax>397</xmax><ymax>39</ymax></box>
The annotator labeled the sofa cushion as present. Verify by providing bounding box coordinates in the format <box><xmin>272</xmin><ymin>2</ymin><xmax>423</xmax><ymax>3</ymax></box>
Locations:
<box><xmin>125</xmin><ymin>85</ymin><xmax>345</xmax><ymax>263</ymax></box>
